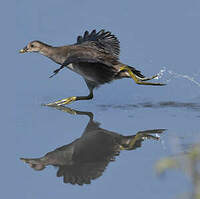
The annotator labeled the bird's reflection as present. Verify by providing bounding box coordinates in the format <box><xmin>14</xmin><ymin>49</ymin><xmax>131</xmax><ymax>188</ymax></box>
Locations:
<box><xmin>21</xmin><ymin>106</ymin><xmax>165</xmax><ymax>185</ymax></box>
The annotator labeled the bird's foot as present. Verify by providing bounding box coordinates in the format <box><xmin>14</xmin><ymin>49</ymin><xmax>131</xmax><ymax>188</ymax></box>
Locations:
<box><xmin>136</xmin><ymin>81</ymin><xmax>166</xmax><ymax>86</ymax></box>
<box><xmin>139</xmin><ymin>75</ymin><xmax>158</xmax><ymax>81</ymax></box>
<box><xmin>46</xmin><ymin>96</ymin><xmax>77</xmax><ymax>106</ymax></box>
<box><xmin>119</xmin><ymin>66</ymin><xmax>166</xmax><ymax>86</ymax></box>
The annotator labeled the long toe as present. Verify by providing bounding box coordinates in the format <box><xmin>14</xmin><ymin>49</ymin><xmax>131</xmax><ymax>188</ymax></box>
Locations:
<box><xmin>140</xmin><ymin>75</ymin><xmax>158</xmax><ymax>81</ymax></box>
<box><xmin>137</xmin><ymin>81</ymin><xmax>166</xmax><ymax>86</ymax></box>
<box><xmin>46</xmin><ymin>97</ymin><xmax>77</xmax><ymax>106</ymax></box>
<box><xmin>45</xmin><ymin>100</ymin><xmax>65</xmax><ymax>106</ymax></box>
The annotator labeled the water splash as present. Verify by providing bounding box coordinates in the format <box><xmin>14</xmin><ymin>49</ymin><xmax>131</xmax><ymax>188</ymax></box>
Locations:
<box><xmin>155</xmin><ymin>133</ymin><xmax>161</xmax><ymax>139</ymax></box>
<box><xmin>160</xmin><ymin>139</ymin><xmax>167</xmax><ymax>150</ymax></box>
<box><xmin>168</xmin><ymin>70</ymin><xmax>200</xmax><ymax>87</ymax></box>
<box><xmin>155</xmin><ymin>67</ymin><xmax>200</xmax><ymax>87</ymax></box>
<box><xmin>154</xmin><ymin>67</ymin><xmax>166</xmax><ymax>80</ymax></box>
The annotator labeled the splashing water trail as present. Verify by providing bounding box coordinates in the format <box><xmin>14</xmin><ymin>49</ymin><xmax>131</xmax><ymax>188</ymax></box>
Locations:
<box><xmin>155</xmin><ymin>67</ymin><xmax>200</xmax><ymax>87</ymax></box>
<box><xmin>160</xmin><ymin>139</ymin><xmax>167</xmax><ymax>150</ymax></box>
<box><xmin>168</xmin><ymin>70</ymin><xmax>200</xmax><ymax>87</ymax></box>
<box><xmin>154</xmin><ymin>67</ymin><xmax>166</xmax><ymax>80</ymax></box>
<box><xmin>155</xmin><ymin>133</ymin><xmax>160</xmax><ymax>139</ymax></box>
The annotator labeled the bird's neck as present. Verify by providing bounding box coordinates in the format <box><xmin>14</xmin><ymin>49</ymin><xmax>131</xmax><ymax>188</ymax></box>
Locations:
<box><xmin>39</xmin><ymin>45</ymin><xmax>68</xmax><ymax>65</ymax></box>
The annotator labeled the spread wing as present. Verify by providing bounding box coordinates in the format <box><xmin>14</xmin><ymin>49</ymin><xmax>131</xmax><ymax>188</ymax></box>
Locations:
<box><xmin>49</xmin><ymin>53</ymin><xmax>116</xmax><ymax>78</ymax></box>
<box><xmin>76</xmin><ymin>29</ymin><xmax>120</xmax><ymax>58</ymax></box>
<box><xmin>49</xmin><ymin>29</ymin><xmax>120</xmax><ymax>78</ymax></box>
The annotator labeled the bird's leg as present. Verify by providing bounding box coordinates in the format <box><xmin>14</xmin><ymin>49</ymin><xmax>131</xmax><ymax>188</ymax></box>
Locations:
<box><xmin>119</xmin><ymin>66</ymin><xmax>165</xmax><ymax>86</ymax></box>
<box><xmin>49</xmin><ymin>65</ymin><xmax>65</xmax><ymax>78</ymax></box>
<box><xmin>137</xmin><ymin>75</ymin><xmax>158</xmax><ymax>81</ymax></box>
<box><xmin>46</xmin><ymin>90</ymin><xmax>93</xmax><ymax>106</ymax></box>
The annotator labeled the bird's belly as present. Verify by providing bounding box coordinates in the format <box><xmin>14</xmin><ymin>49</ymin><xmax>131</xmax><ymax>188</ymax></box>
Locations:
<box><xmin>67</xmin><ymin>63</ymin><xmax>96</xmax><ymax>82</ymax></box>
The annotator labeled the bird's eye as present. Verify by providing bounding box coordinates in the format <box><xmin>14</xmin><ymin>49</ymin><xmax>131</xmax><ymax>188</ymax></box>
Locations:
<box><xmin>30</xmin><ymin>44</ymin><xmax>34</xmax><ymax>48</ymax></box>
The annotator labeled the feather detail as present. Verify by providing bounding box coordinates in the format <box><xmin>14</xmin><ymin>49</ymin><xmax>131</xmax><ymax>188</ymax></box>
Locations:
<box><xmin>76</xmin><ymin>29</ymin><xmax>120</xmax><ymax>57</ymax></box>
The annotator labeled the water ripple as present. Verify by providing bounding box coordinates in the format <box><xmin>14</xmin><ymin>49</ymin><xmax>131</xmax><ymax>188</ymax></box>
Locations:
<box><xmin>98</xmin><ymin>101</ymin><xmax>200</xmax><ymax>111</ymax></box>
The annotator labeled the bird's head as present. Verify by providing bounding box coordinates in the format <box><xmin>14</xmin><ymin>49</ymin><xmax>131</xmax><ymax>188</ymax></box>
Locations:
<box><xmin>19</xmin><ymin>41</ymin><xmax>47</xmax><ymax>53</ymax></box>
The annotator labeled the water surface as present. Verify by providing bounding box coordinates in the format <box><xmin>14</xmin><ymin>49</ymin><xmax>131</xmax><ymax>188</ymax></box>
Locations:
<box><xmin>2</xmin><ymin>0</ymin><xmax>200</xmax><ymax>198</ymax></box>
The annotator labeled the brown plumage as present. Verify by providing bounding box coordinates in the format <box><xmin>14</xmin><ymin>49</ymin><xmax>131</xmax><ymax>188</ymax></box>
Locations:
<box><xmin>20</xmin><ymin>29</ymin><xmax>164</xmax><ymax>105</ymax></box>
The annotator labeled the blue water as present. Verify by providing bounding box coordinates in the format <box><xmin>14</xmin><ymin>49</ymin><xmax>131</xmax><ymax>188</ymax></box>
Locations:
<box><xmin>1</xmin><ymin>0</ymin><xmax>200</xmax><ymax>198</ymax></box>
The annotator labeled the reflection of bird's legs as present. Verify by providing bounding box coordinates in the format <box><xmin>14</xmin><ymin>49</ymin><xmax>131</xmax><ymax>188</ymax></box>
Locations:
<box><xmin>119</xmin><ymin>66</ymin><xmax>166</xmax><ymax>86</ymax></box>
<box><xmin>119</xmin><ymin>129</ymin><xmax>165</xmax><ymax>150</ymax></box>
<box><xmin>46</xmin><ymin>104</ymin><xmax>94</xmax><ymax>120</ymax></box>
<box><xmin>120</xmin><ymin>134</ymin><xmax>142</xmax><ymax>150</ymax></box>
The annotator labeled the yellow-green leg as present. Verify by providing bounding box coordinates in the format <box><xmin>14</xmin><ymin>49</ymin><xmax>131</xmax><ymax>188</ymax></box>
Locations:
<box><xmin>119</xmin><ymin>66</ymin><xmax>165</xmax><ymax>86</ymax></box>
<box><xmin>46</xmin><ymin>91</ymin><xmax>93</xmax><ymax>106</ymax></box>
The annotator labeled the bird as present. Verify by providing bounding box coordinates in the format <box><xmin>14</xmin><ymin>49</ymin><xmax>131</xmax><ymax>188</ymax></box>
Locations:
<box><xmin>19</xmin><ymin>29</ymin><xmax>165</xmax><ymax>106</ymax></box>
<box><xmin>20</xmin><ymin>105</ymin><xmax>165</xmax><ymax>185</ymax></box>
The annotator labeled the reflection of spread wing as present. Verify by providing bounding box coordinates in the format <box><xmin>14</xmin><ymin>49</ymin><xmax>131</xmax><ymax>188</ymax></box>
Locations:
<box><xmin>56</xmin><ymin>132</ymin><xmax>120</xmax><ymax>185</ymax></box>
<box><xmin>76</xmin><ymin>29</ymin><xmax>120</xmax><ymax>58</ymax></box>
<box><xmin>57</xmin><ymin>162</ymin><xmax>108</xmax><ymax>185</ymax></box>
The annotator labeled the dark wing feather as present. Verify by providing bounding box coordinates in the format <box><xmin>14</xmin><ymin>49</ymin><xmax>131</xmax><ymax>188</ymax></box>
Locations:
<box><xmin>50</xmin><ymin>29</ymin><xmax>120</xmax><ymax>78</ymax></box>
<box><xmin>57</xmin><ymin>162</ymin><xmax>108</xmax><ymax>185</ymax></box>
<box><xmin>76</xmin><ymin>29</ymin><xmax>120</xmax><ymax>58</ymax></box>
<box><xmin>49</xmin><ymin>50</ymin><xmax>116</xmax><ymax>78</ymax></box>
<box><xmin>56</xmin><ymin>132</ymin><xmax>121</xmax><ymax>185</ymax></box>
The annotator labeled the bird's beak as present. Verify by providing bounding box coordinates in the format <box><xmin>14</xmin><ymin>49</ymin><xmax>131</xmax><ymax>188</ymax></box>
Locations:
<box><xmin>19</xmin><ymin>46</ymin><xmax>28</xmax><ymax>53</ymax></box>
